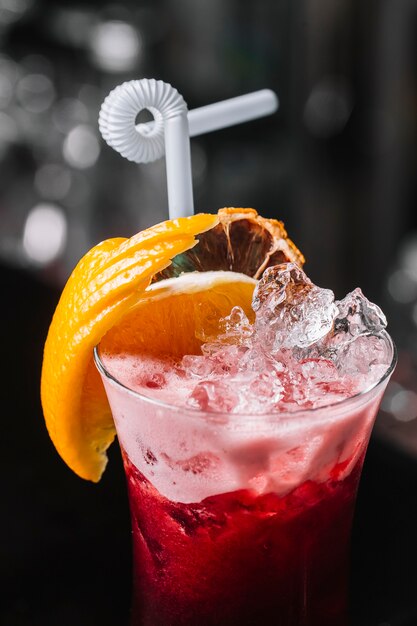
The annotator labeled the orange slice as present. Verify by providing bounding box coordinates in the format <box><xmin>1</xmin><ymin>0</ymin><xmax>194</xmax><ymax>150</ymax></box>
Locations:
<box><xmin>41</xmin><ymin>207</ymin><xmax>304</xmax><ymax>482</ymax></box>
<box><xmin>41</xmin><ymin>213</ymin><xmax>219</xmax><ymax>482</ymax></box>
<box><xmin>99</xmin><ymin>270</ymin><xmax>257</xmax><ymax>361</ymax></box>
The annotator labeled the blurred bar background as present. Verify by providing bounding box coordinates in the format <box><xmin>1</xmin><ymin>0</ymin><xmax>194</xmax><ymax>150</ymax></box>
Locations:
<box><xmin>1</xmin><ymin>0</ymin><xmax>416</xmax><ymax>292</ymax></box>
<box><xmin>2</xmin><ymin>1</ymin><xmax>417</xmax><ymax>624</ymax></box>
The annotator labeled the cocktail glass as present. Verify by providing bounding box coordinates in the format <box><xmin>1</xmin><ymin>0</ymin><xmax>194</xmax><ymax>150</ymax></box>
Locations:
<box><xmin>94</xmin><ymin>335</ymin><xmax>396</xmax><ymax>626</ymax></box>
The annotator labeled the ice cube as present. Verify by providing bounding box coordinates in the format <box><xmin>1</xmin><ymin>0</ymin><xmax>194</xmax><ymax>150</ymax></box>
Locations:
<box><xmin>223</xmin><ymin>306</ymin><xmax>253</xmax><ymax>339</ymax></box>
<box><xmin>187</xmin><ymin>380</ymin><xmax>239</xmax><ymax>412</ymax></box>
<box><xmin>334</xmin><ymin>288</ymin><xmax>387</xmax><ymax>338</ymax></box>
<box><xmin>321</xmin><ymin>288</ymin><xmax>390</xmax><ymax>375</ymax></box>
<box><xmin>252</xmin><ymin>263</ymin><xmax>339</xmax><ymax>350</ymax></box>
<box><xmin>323</xmin><ymin>288</ymin><xmax>386</xmax><ymax>354</ymax></box>
<box><xmin>252</xmin><ymin>262</ymin><xmax>310</xmax><ymax>313</ymax></box>
<box><xmin>181</xmin><ymin>354</ymin><xmax>215</xmax><ymax>378</ymax></box>
<box><xmin>333</xmin><ymin>334</ymin><xmax>391</xmax><ymax>378</ymax></box>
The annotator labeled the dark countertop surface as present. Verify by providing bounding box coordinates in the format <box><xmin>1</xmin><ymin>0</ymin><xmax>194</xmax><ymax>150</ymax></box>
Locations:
<box><xmin>2</xmin><ymin>263</ymin><xmax>417</xmax><ymax>626</ymax></box>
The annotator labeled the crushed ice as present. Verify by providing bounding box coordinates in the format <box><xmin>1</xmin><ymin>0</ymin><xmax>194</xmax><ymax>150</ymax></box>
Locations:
<box><xmin>144</xmin><ymin>263</ymin><xmax>392</xmax><ymax>413</ymax></box>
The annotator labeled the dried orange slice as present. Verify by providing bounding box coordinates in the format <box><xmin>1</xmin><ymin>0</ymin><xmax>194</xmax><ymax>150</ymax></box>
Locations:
<box><xmin>41</xmin><ymin>208</ymin><xmax>303</xmax><ymax>482</ymax></box>
<box><xmin>155</xmin><ymin>207</ymin><xmax>304</xmax><ymax>281</ymax></box>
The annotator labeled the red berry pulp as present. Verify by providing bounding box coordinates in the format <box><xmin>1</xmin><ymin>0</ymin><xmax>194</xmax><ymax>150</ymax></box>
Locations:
<box><xmin>124</xmin><ymin>451</ymin><xmax>364</xmax><ymax>626</ymax></box>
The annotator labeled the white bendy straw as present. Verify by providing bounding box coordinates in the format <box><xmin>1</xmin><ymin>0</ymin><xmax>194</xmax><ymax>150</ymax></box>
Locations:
<box><xmin>99</xmin><ymin>79</ymin><xmax>278</xmax><ymax>220</ymax></box>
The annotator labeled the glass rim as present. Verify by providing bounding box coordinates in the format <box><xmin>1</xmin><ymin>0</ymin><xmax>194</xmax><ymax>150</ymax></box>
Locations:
<box><xmin>94</xmin><ymin>330</ymin><xmax>397</xmax><ymax>420</ymax></box>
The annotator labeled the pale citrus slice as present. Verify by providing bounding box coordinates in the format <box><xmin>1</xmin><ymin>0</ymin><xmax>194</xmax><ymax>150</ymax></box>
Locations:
<box><xmin>99</xmin><ymin>270</ymin><xmax>257</xmax><ymax>361</ymax></box>
<box><xmin>41</xmin><ymin>207</ymin><xmax>304</xmax><ymax>482</ymax></box>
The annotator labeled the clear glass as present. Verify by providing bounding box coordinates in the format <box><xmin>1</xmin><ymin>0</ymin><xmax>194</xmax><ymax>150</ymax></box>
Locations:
<box><xmin>94</xmin><ymin>336</ymin><xmax>396</xmax><ymax>626</ymax></box>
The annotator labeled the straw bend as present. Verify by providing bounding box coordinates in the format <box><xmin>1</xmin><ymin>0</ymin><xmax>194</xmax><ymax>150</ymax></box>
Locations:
<box><xmin>98</xmin><ymin>79</ymin><xmax>279</xmax><ymax>219</ymax></box>
<box><xmin>99</xmin><ymin>79</ymin><xmax>188</xmax><ymax>164</ymax></box>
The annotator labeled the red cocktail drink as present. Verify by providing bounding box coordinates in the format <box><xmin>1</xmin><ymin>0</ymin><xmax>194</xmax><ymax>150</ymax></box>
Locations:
<box><xmin>95</xmin><ymin>263</ymin><xmax>395</xmax><ymax>625</ymax></box>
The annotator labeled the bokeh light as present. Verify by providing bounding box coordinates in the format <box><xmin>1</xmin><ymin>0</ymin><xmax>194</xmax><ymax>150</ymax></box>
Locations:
<box><xmin>20</xmin><ymin>54</ymin><xmax>54</xmax><ymax>76</ymax></box>
<box><xmin>387</xmin><ymin>268</ymin><xmax>417</xmax><ymax>304</ymax></box>
<box><xmin>23</xmin><ymin>203</ymin><xmax>67</xmax><ymax>265</ymax></box>
<box><xmin>63</xmin><ymin>124</ymin><xmax>100</xmax><ymax>169</ymax></box>
<box><xmin>383</xmin><ymin>385</ymin><xmax>417</xmax><ymax>422</ymax></box>
<box><xmin>0</xmin><ymin>0</ymin><xmax>33</xmax><ymax>25</ymax></box>
<box><xmin>89</xmin><ymin>20</ymin><xmax>142</xmax><ymax>72</ymax></box>
<box><xmin>304</xmin><ymin>76</ymin><xmax>353</xmax><ymax>138</ymax></box>
<box><xmin>16</xmin><ymin>73</ymin><xmax>55</xmax><ymax>114</ymax></box>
